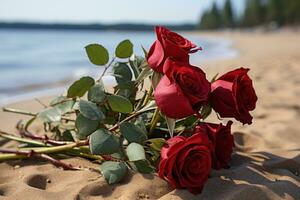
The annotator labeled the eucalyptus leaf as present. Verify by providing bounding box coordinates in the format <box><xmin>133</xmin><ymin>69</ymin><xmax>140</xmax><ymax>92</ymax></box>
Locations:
<box><xmin>126</xmin><ymin>143</ymin><xmax>146</xmax><ymax>161</ymax></box>
<box><xmin>112</xmin><ymin>62</ymin><xmax>132</xmax><ymax>84</ymax></box>
<box><xmin>100</xmin><ymin>161</ymin><xmax>128</xmax><ymax>184</ymax></box>
<box><xmin>107</xmin><ymin>95</ymin><xmax>133</xmax><ymax>114</ymax></box>
<box><xmin>67</xmin><ymin>76</ymin><xmax>95</xmax><ymax>98</ymax></box>
<box><xmin>130</xmin><ymin>160</ymin><xmax>155</xmax><ymax>174</ymax></box>
<box><xmin>79</xmin><ymin>100</ymin><xmax>105</xmax><ymax>121</ymax></box>
<box><xmin>75</xmin><ymin>114</ymin><xmax>99</xmax><ymax>139</ymax></box>
<box><xmin>115</xmin><ymin>40</ymin><xmax>133</xmax><ymax>58</ymax></box>
<box><xmin>129</xmin><ymin>55</ymin><xmax>140</xmax><ymax>78</ymax></box>
<box><xmin>89</xmin><ymin>129</ymin><xmax>119</xmax><ymax>155</ymax></box>
<box><xmin>61</xmin><ymin>130</ymin><xmax>75</xmax><ymax>141</ymax></box>
<box><xmin>134</xmin><ymin>118</ymin><xmax>148</xmax><ymax>135</ymax></box>
<box><xmin>120</xmin><ymin>122</ymin><xmax>147</xmax><ymax>144</ymax></box>
<box><xmin>37</xmin><ymin>107</ymin><xmax>61</xmax><ymax>123</ymax></box>
<box><xmin>129</xmin><ymin>55</ymin><xmax>145</xmax><ymax>78</ymax></box>
<box><xmin>88</xmin><ymin>83</ymin><xmax>106</xmax><ymax>103</ymax></box>
<box><xmin>55</xmin><ymin>99</ymin><xmax>75</xmax><ymax>114</ymax></box>
<box><xmin>50</xmin><ymin>96</ymin><xmax>75</xmax><ymax>114</ymax></box>
<box><xmin>85</xmin><ymin>44</ymin><xmax>109</xmax><ymax>66</ymax></box>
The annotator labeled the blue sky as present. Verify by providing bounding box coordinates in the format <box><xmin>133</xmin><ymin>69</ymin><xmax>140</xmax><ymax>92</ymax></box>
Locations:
<box><xmin>0</xmin><ymin>0</ymin><xmax>245</xmax><ymax>24</ymax></box>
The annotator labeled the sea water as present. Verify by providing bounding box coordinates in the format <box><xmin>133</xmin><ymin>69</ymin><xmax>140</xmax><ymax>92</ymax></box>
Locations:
<box><xmin>0</xmin><ymin>29</ymin><xmax>238</xmax><ymax>105</ymax></box>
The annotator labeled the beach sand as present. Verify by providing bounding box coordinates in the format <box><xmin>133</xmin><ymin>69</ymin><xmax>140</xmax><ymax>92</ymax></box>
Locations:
<box><xmin>0</xmin><ymin>30</ymin><xmax>300</xmax><ymax>200</ymax></box>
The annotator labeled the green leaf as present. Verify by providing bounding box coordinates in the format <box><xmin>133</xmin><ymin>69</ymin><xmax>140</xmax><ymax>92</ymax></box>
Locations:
<box><xmin>176</xmin><ymin>115</ymin><xmax>198</xmax><ymax>127</ymax></box>
<box><xmin>115</xmin><ymin>40</ymin><xmax>133</xmax><ymax>58</ymax></box>
<box><xmin>130</xmin><ymin>160</ymin><xmax>155</xmax><ymax>174</ymax></box>
<box><xmin>200</xmin><ymin>104</ymin><xmax>212</xmax><ymax>120</ymax></box>
<box><xmin>79</xmin><ymin>100</ymin><xmax>105</xmax><ymax>121</ymax></box>
<box><xmin>141</xmin><ymin>45</ymin><xmax>148</xmax><ymax>57</ymax></box>
<box><xmin>54</xmin><ymin>99</ymin><xmax>75</xmax><ymax>114</ymax></box>
<box><xmin>135</xmin><ymin>65</ymin><xmax>152</xmax><ymax>84</ymax></box>
<box><xmin>25</xmin><ymin>117</ymin><xmax>36</xmax><ymax>131</ymax></box>
<box><xmin>112</xmin><ymin>62</ymin><xmax>132</xmax><ymax>84</ymax></box>
<box><xmin>37</xmin><ymin>107</ymin><xmax>61</xmax><ymax>123</ymax></box>
<box><xmin>134</xmin><ymin>118</ymin><xmax>148</xmax><ymax>135</ymax></box>
<box><xmin>129</xmin><ymin>55</ymin><xmax>140</xmax><ymax>78</ymax></box>
<box><xmin>165</xmin><ymin>117</ymin><xmax>176</xmax><ymax>138</ymax></box>
<box><xmin>120</xmin><ymin>122</ymin><xmax>147</xmax><ymax>144</ymax></box>
<box><xmin>89</xmin><ymin>129</ymin><xmax>120</xmax><ymax>155</ymax></box>
<box><xmin>85</xmin><ymin>44</ymin><xmax>109</xmax><ymax>66</ymax></box>
<box><xmin>114</xmin><ymin>81</ymin><xmax>137</xmax><ymax>99</ymax></box>
<box><xmin>146</xmin><ymin>138</ymin><xmax>166</xmax><ymax>151</ymax></box>
<box><xmin>151</xmin><ymin>71</ymin><xmax>162</xmax><ymax>89</ymax></box>
<box><xmin>211</xmin><ymin>73</ymin><xmax>219</xmax><ymax>83</ymax></box>
<box><xmin>107</xmin><ymin>95</ymin><xmax>133</xmax><ymax>114</ymax></box>
<box><xmin>61</xmin><ymin>130</ymin><xmax>75</xmax><ymax>141</ymax></box>
<box><xmin>126</xmin><ymin>143</ymin><xmax>146</xmax><ymax>161</ymax></box>
<box><xmin>88</xmin><ymin>83</ymin><xmax>106</xmax><ymax>103</ymax></box>
<box><xmin>129</xmin><ymin>55</ymin><xmax>145</xmax><ymax>78</ymax></box>
<box><xmin>136</xmin><ymin>100</ymin><xmax>156</xmax><ymax>114</ymax></box>
<box><xmin>100</xmin><ymin>161</ymin><xmax>128</xmax><ymax>184</ymax></box>
<box><xmin>75</xmin><ymin>114</ymin><xmax>99</xmax><ymax>139</ymax></box>
<box><xmin>67</xmin><ymin>76</ymin><xmax>95</xmax><ymax>98</ymax></box>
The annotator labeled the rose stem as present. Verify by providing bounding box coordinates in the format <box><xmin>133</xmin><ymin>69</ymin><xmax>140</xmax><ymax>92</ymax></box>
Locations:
<box><xmin>98</xmin><ymin>57</ymin><xmax>116</xmax><ymax>81</ymax></box>
<box><xmin>0</xmin><ymin>130</ymin><xmax>47</xmax><ymax>146</ymax></box>
<box><xmin>108</xmin><ymin>102</ymin><xmax>156</xmax><ymax>132</ymax></box>
<box><xmin>0</xmin><ymin>148</ymin><xmax>79</xmax><ymax>170</ymax></box>
<box><xmin>142</xmin><ymin>87</ymin><xmax>153</xmax><ymax>107</ymax></box>
<box><xmin>0</xmin><ymin>130</ymin><xmax>105</xmax><ymax>165</ymax></box>
<box><xmin>2</xmin><ymin>107</ymin><xmax>75</xmax><ymax>122</ymax></box>
<box><xmin>0</xmin><ymin>140</ymin><xmax>87</xmax><ymax>160</ymax></box>
<box><xmin>149</xmin><ymin>108</ymin><xmax>160</xmax><ymax>134</ymax></box>
<box><xmin>19</xmin><ymin>130</ymin><xmax>69</xmax><ymax>146</ymax></box>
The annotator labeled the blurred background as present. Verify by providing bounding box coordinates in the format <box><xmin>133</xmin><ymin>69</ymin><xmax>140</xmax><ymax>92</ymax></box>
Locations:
<box><xmin>0</xmin><ymin>0</ymin><xmax>299</xmax><ymax>105</ymax></box>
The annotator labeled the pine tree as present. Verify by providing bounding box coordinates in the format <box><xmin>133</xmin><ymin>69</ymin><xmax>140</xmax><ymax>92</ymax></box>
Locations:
<box><xmin>199</xmin><ymin>2</ymin><xmax>222</xmax><ymax>30</ymax></box>
<box><xmin>242</xmin><ymin>0</ymin><xmax>266</xmax><ymax>27</ymax></box>
<box><xmin>266</xmin><ymin>0</ymin><xmax>284</xmax><ymax>25</ymax></box>
<box><xmin>284</xmin><ymin>0</ymin><xmax>300</xmax><ymax>25</ymax></box>
<box><xmin>222</xmin><ymin>0</ymin><xmax>235</xmax><ymax>28</ymax></box>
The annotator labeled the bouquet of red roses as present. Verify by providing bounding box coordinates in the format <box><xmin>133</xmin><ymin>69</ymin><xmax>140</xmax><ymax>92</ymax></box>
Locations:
<box><xmin>0</xmin><ymin>26</ymin><xmax>257</xmax><ymax>194</ymax></box>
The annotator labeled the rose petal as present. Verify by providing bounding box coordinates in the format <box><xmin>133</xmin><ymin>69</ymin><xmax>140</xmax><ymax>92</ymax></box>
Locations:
<box><xmin>147</xmin><ymin>40</ymin><xmax>165</xmax><ymax>73</ymax></box>
<box><xmin>154</xmin><ymin>75</ymin><xmax>194</xmax><ymax>119</ymax></box>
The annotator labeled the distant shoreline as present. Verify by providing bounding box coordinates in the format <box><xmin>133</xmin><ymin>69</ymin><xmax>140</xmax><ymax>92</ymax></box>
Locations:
<box><xmin>0</xmin><ymin>22</ymin><xmax>195</xmax><ymax>31</ymax></box>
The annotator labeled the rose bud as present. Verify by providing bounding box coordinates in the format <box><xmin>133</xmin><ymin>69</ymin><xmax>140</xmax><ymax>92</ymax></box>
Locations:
<box><xmin>158</xmin><ymin>132</ymin><xmax>212</xmax><ymax>194</ymax></box>
<box><xmin>154</xmin><ymin>58</ymin><xmax>210</xmax><ymax>119</ymax></box>
<box><xmin>147</xmin><ymin>26</ymin><xmax>201</xmax><ymax>73</ymax></box>
<box><xmin>196</xmin><ymin>121</ymin><xmax>234</xmax><ymax>170</ymax></box>
<box><xmin>210</xmin><ymin>68</ymin><xmax>258</xmax><ymax>125</ymax></box>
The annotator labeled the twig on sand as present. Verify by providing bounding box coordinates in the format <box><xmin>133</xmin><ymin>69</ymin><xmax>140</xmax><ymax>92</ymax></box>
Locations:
<box><xmin>2</xmin><ymin>107</ymin><xmax>75</xmax><ymax>122</ymax></box>
<box><xmin>0</xmin><ymin>148</ymin><xmax>79</xmax><ymax>170</ymax></box>
<box><xmin>19</xmin><ymin>130</ymin><xmax>69</xmax><ymax>146</ymax></box>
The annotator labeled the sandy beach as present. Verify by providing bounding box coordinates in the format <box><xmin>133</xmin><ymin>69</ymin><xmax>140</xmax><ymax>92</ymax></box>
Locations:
<box><xmin>0</xmin><ymin>30</ymin><xmax>300</xmax><ymax>200</ymax></box>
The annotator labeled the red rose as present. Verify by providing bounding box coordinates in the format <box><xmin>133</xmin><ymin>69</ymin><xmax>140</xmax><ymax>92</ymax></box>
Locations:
<box><xmin>196</xmin><ymin>121</ymin><xmax>234</xmax><ymax>170</ymax></box>
<box><xmin>158</xmin><ymin>133</ymin><xmax>212</xmax><ymax>194</ymax></box>
<box><xmin>210</xmin><ymin>68</ymin><xmax>258</xmax><ymax>125</ymax></box>
<box><xmin>147</xmin><ymin>26</ymin><xmax>201</xmax><ymax>73</ymax></box>
<box><xmin>154</xmin><ymin>58</ymin><xmax>210</xmax><ymax>119</ymax></box>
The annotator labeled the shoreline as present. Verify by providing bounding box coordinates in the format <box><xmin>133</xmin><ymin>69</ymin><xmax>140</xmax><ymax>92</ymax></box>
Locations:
<box><xmin>0</xmin><ymin>33</ymin><xmax>237</xmax><ymax>106</ymax></box>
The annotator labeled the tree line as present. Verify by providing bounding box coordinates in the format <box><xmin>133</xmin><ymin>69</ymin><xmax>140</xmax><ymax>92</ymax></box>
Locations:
<box><xmin>198</xmin><ymin>0</ymin><xmax>300</xmax><ymax>30</ymax></box>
